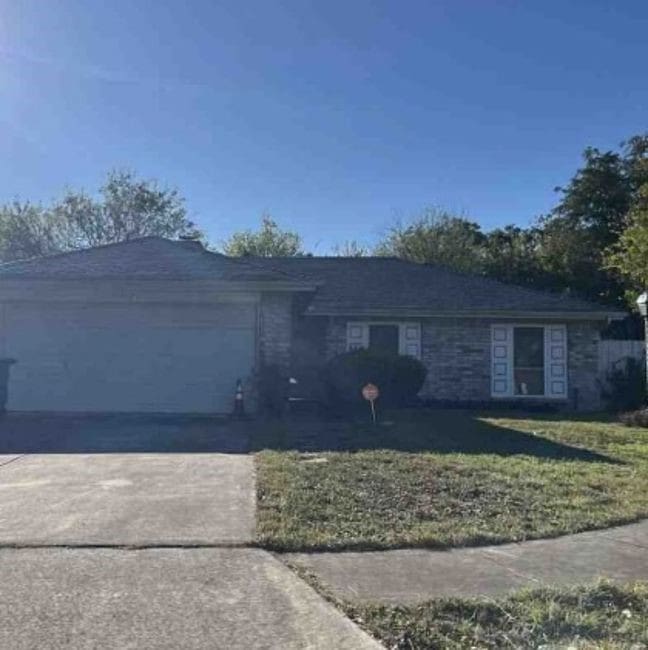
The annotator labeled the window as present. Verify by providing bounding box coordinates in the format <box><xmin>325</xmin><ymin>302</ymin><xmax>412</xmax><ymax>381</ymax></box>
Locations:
<box><xmin>491</xmin><ymin>324</ymin><xmax>567</xmax><ymax>399</ymax></box>
<box><xmin>369</xmin><ymin>325</ymin><xmax>399</xmax><ymax>355</ymax></box>
<box><xmin>346</xmin><ymin>322</ymin><xmax>421</xmax><ymax>359</ymax></box>
<box><xmin>513</xmin><ymin>327</ymin><xmax>544</xmax><ymax>395</ymax></box>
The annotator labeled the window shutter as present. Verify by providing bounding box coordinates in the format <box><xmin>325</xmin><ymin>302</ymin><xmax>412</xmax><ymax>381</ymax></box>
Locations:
<box><xmin>399</xmin><ymin>323</ymin><xmax>421</xmax><ymax>359</ymax></box>
<box><xmin>347</xmin><ymin>322</ymin><xmax>368</xmax><ymax>351</ymax></box>
<box><xmin>491</xmin><ymin>325</ymin><xmax>512</xmax><ymax>397</ymax></box>
<box><xmin>544</xmin><ymin>325</ymin><xmax>568</xmax><ymax>398</ymax></box>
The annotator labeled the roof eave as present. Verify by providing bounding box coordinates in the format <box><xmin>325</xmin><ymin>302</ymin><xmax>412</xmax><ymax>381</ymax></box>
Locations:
<box><xmin>0</xmin><ymin>277</ymin><xmax>317</xmax><ymax>292</ymax></box>
<box><xmin>303</xmin><ymin>308</ymin><xmax>626</xmax><ymax>320</ymax></box>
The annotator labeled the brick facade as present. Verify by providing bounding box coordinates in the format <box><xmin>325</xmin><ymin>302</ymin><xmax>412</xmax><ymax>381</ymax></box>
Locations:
<box><xmin>324</xmin><ymin>317</ymin><xmax>348</xmax><ymax>359</ymax></box>
<box><xmin>420</xmin><ymin>318</ymin><xmax>491</xmax><ymax>401</ymax></box>
<box><xmin>258</xmin><ymin>292</ymin><xmax>293</xmax><ymax>370</ymax></box>
<box><xmin>315</xmin><ymin>316</ymin><xmax>603</xmax><ymax>411</ymax></box>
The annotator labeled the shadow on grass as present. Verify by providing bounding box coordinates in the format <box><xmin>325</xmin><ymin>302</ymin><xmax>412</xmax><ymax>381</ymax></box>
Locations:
<box><xmin>250</xmin><ymin>409</ymin><xmax>619</xmax><ymax>463</ymax></box>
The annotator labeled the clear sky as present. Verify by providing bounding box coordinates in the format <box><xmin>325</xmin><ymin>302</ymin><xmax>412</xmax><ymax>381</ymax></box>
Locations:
<box><xmin>1</xmin><ymin>1</ymin><xmax>647</xmax><ymax>252</ymax></box>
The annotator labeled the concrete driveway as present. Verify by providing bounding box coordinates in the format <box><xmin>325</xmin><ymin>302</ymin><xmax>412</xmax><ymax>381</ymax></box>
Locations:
<box><xmin>0</xmin><ymin>548</ymin><xmax>381</xmax><ymax>650</ymax></box>
<box><xmin>0</xmin><ymin>415</ymin><xmax>381</xmax><ymax>649</ymax></box>
<box><xmin>0</xmin><ymin>415</ymin><xmax>254</xmax><ymax>545</ymax></box>
<box><xmin>0</xmin><ymin>453</ymin><xmax>255</xmax><ymax>545</ymax></box>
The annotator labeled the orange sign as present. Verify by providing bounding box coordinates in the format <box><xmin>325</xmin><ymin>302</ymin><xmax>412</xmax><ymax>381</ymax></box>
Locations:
<box><xmin>362</xmin><ymin>383</ymin><xmax>379</xmax><ymax>401</ymax></box>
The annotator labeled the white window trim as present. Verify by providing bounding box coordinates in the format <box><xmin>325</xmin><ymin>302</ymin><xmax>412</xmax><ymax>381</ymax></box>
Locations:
<box><xmin>490</xmin><ymin>323</ymin><xmax>568</xmax><ymax>400</ymax></box>
<box><xmin>346</xmin><ymin>321</ymin><xmax>421</xmax><ymax>359</ymax></box>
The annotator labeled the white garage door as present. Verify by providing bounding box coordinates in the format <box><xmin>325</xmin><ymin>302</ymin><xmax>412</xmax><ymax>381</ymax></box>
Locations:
<box><xmin>2</xmin><ymin>302</ymin><xmax>256</xmax><ymax>413</ymax></box>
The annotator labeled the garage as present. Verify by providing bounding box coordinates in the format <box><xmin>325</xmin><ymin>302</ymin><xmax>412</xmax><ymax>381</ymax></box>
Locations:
<box><xmin>2</xmin><ymin>301</ymin><xmax>257</xmax><ymax>413</ymax></box>
<box><xmin>0</xmin><ymin>237</ymin><xmax>312</xmax><ymax>415</ymax></box>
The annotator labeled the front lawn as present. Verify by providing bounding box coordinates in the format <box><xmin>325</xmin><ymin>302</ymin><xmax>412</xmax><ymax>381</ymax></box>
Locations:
<box><xmin>255</xmin><ymin>411</ymin><xmax>648</xmax><ymax>551</ymax></box>
<box><xmin>347</xmin><ymin>581</ymin><xmax>648</xmax><ymax>649</ymax></box>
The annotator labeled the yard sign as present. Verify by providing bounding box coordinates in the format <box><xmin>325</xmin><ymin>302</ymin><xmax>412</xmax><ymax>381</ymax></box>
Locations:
<box><xmin>362</xmin><ymin>383</ymin><xmax>379</xmax><ymax>424</ymax></box>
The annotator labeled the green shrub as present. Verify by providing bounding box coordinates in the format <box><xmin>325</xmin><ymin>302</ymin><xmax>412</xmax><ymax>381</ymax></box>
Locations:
<box><xmin>322</xmin><ymin>349</ymin><xmax>427</xmax><ymax>413</ymax></box>
<box><xmin>601</xmin><ymin>356</ymin><xmax>646</xmax><ymax>412</ymax></box>
<box><xmin>619</xmin><ymin>408</ymin><xmax>648</xmax><ymax>427</ymax></box>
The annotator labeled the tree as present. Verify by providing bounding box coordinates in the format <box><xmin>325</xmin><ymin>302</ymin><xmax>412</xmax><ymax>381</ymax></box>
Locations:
<box><xmin>0</xmin><ymin>201</ymin><xmax>67</xmax><ymax>262</ymax></box>
<box><xmin>54</xmin><ymin>169</ymin><xmax>200</xmax><ymax>247</ymax></box>
<box><xmin>222</xmin><ymin>215</ymin><xmax>304</xmax><ymax>257</ymax></box>
<box><xmin>332</xmin><ymin>240</ymin><xmax>370</xmax><ymax>257</ymax></box>
<box><xmin>375</xmin><ymin>208</ymin><xmax>485</xmax><ymax>273</ymax></box>
<box><xmin>536</xmin><ymin>135</ymin><xmax>648</xmax><ymax>306</ymax></box>
<box><xmin>551</xmin><ymin>147</ymin><xmax>631</xmax><ymax>246</ymax></box>
<box><xmin>0</xmin><ymin>169</ymin><xmax>200</xmax><ymax>262</ymax></box>
<box><xmin>533</xmin><ymin>215</ymin><xmax>622</xmax><ymax>303</ymax></box>
<box><xmin>606</xmin><ymin>183</ymin><xmax>648</xmax><ymax>294</ymax></box>
<box><xmin>482</xmin><ymin>225</ymin><xmax>548</xmax><ymax>288</ymax></box>
<box><xmin>375</xmin><ymin>209</ymin><xmax>548</xmax><ymax>287</ymax></box>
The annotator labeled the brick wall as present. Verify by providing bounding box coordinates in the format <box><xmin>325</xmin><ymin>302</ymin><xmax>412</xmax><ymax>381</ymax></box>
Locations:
<box><xmin>325</xmin><ymin>317</ymin><xmax>347</xmax><ymax>358</ymax></box>
<box><xmin>258</xmin><ymin>292</ymin><xmax>293</xmax><ymax>370</ymax></box>
<box><xmin>420</xmin><ymin>318</ymin><xmax>491</xmax><ymax>401</ymax></box>
<box><xmin>320</xmin><ymin>316</ymin><xmax>603</xmax><ymax>411</ymax></box>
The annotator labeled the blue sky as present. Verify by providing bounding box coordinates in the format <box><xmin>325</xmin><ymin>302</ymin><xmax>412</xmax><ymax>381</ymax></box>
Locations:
<box><xmin>1</xmin><ymin>1</ymin><xmax>647</xmax><ymax>252</ymax></box>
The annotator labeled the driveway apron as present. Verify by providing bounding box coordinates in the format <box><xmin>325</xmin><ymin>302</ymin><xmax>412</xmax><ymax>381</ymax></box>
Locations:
<box><xmin>0</xmin><ymin>417</ymin><xmax>382</xmax><ymax>649</ymax></box>
<box><xmin>0</xmin><ymin>548</ymin><xmax>382</xmax><ymax>650</ymax></box>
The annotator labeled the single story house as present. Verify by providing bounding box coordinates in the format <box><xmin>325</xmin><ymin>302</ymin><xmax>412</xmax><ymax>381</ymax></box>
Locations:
<box><xmin>0</xmin><ymin>237</ymin><xmax>624</xmax><ymax>413</ymax></box>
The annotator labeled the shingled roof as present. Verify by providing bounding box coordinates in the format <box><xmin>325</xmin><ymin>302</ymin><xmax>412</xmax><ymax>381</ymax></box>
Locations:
<box><xmin>0</xmin><ymin>238</ymin><xmax>624</xmax><ymax>318</ymax></box>
<box><xmin>247</xmin><ymin>256</ymin><xmax>624</xmax><ymax>318</ymax></box>
<box><xmin>0</xmin><ymin>237</ymin><xmax>305</xmax><ymax>284</ymax></box>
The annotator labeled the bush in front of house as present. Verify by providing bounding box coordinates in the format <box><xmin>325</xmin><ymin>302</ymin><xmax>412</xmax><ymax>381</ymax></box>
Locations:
<box><xmin>601</xmin><ymin>356</ymin><xmax>646</xmax><ymax>413</ymax></box>
<box><xmin>322</xmin><ymin>349</ymin><xmax>427</xmax><ymax>413</ymax></box>
<box><xmin>619</xmin><ymin>408</ymin><xmax>648</xmax><ymax>428</ymax></box>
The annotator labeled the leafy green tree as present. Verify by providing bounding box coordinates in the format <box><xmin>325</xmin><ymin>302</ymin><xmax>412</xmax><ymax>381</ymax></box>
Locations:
<box><xmin>332</xmin><ymin>240</ymin><xmax>370</xmax><ymax>257</ymax></box>
<box><xmin>375</xmin><ymin>208</ymin><xmax>485</xmax><ymax>273</ymax></box>
<box><xmin>551</xmin><ymin>148</ymin><xmax>631</xmax><ymax>246</ymax></box>
<box><xmin>482</xmin><ymin>225</ymin><xmax>548</xmax><ymax>288</ymax></box>
<box><xmin>0</xmin><ymin>201</ymin><xmax>67</xmax><ymax>261</ymax></box>
<box><xmin>375</xmin><ymin>210</ymin><xmax>548</xmax><ymax>288</ymax></box>
<box><xmin>54</xmin><ymin>169</ymin><xmax>200</xmax><ymax>247</ymax></box>
<box><xmin>0</xmin><ymin>170</ymin><xmax>200</xmax><ymax>262</ymax></box>
<box><xmin>606</xmin><ymin>184</ymin><xmax>648</xmax><ymax>293</ymax></box>
<box><xmin>222</xmin><ymin>214</ymin><xmax>304</xmax><ymax>257</ymax></box>
<box><xmin>537</xmin><ymin>135</ymin><xmax>648</xmax><ymax>306</ymax></box>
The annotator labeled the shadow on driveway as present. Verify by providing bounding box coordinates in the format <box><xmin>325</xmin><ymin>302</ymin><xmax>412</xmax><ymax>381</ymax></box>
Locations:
<box><xmin>0</xmin><ymin>410</ymin><xmax>620</xmax><ymax>463</ymax></box>
<box><xmin>0</xmin><ymin>413</ymin><xmax>251</xmax><ymax>454</ymax></box>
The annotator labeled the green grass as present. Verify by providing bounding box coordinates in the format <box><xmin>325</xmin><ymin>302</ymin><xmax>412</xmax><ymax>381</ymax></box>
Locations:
<box><xmin>255</xmin><ymin>411</ymin><xmax>648</xmax><ymax>551</ymax></box>
<box><xmin>286</xmin><ymin>560</ymin><xmax>648</xmax><ymax>648</ymax></box>
<box><xmin>346</xmin><ymin>581</ymin><xmax>648</xmax><ymax>649</ymax></box>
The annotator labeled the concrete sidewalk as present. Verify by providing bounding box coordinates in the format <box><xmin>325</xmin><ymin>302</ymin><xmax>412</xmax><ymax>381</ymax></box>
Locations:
<box><xmin>285</xmin><ymin>519</ymin><xmax>648</xmax><ymax>604</ymax></box>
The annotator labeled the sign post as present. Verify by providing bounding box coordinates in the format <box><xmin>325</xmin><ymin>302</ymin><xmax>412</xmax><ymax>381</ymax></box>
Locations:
<box><xmin>361</xmin><ymin>383</ymin><xmax>380</xmax><ymax>425</ymax></box>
